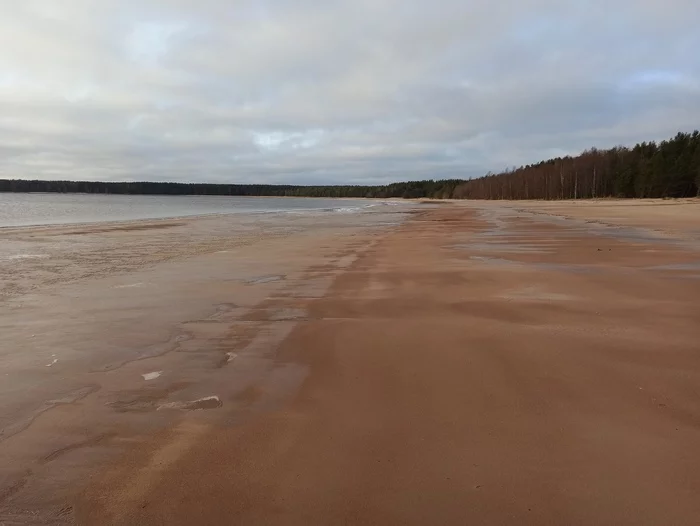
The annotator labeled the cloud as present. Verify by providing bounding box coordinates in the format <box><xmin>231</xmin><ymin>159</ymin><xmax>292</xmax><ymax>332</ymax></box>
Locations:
<box><xmin>0</xmin><ymin>0</ymin><xmax>698</xmax><ymax>184</ymax></box>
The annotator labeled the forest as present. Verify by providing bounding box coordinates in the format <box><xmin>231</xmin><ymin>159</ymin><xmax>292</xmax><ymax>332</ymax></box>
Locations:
<box><xmin>1</xmin><ymin>130</ymin><xmax>698</xmax><ymax>200</ymax></box>
<box><xmin>452</xmin><ymin>130</ymin><xmax>700</xmax><ymax>200</ymax></box>
<box><xmin>0</xmin><ymin>177</ymin><xmax>463</xmax><ymax>200</ymax></box>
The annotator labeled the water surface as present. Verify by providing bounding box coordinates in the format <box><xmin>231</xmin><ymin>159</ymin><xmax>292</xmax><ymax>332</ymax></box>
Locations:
<box><xmin>0</xmin><ymin>193</ymin><xmax>380</xmax><ymax>227</ymax></box>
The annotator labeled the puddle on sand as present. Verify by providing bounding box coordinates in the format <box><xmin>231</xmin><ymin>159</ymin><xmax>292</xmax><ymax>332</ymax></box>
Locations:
<box><xmin>469</xmin><ymin>256</ymin><xmax>519</xmax><ymax>267</ymax></box>
<box><xmin>500</xmin><ymin>286</ymin><xmax>576</xmax><ymax>302</ymax></box>
<box><xmin>269</xmin><ymin>307</ymin><xmax>307</xmax><ymax>321</ymax></box>
<box><xmin>648</xmin><ymin>262</ymin><xmax>700</xmax><ymax>271</ymax></box>
<box><xmin>249</xmin><ymin>307</ymin><xmax>309</xmax><ymax>321</ymax></box>
<box><xmin>158</xmin><ymin>396</ymin><xmax>222</xmax><ymax>411</ymax></box>
<box><xmin>476</xmin><ymin>206</ymin><xmax>700</xmax><ymax>250</ymax></box>
<box><xmin>452</xmin><ymin>242</ymin><xmax>552</xmax><ymax>254</ymax></box>
<box><xmin>469</xmin><ymin>256</ymin><xmax>600</xmax><ymax>274</ymax></box>
<box><xmin>533</xmin><ymin>262</ymin><xmax>600</xmax><ymax>274</ymax></box>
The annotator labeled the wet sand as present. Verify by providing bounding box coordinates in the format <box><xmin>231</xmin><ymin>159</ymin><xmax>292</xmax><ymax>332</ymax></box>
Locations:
<box><xmin>0</xmin><ymin>205</ymin><xmax>406</xmax><ymax>523</ymax></box>
<box><xmin>2</xmin><ymin>199</ymin><xmax>700</xmax><ymax>525</ymax></box>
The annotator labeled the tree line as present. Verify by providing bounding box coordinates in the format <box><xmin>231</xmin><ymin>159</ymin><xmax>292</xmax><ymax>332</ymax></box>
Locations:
<box><xmin>453</xmin><ymin>131</ymin><xmax>700</xmax><ymax>200</ymax></box>
<box><xmin>0</xmin><ymin>178</ymin><xmax>463</xmax><ymax>200</ymax></box>
<box><xmin>1</xmin><ymin>130</ymin><xmax>698</xmax><ymax>200</ymax></box>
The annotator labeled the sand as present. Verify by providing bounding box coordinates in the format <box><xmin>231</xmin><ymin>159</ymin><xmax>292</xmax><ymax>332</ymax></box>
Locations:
<box><xmin>1</xmin><ymin>199</ymin><xmax>700</xmax><ymax>525</ymax></box>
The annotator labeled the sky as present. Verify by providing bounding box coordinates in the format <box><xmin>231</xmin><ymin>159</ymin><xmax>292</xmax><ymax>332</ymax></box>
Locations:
<box><xmin>1</xmin><ymin>0</ymin><xmax>699</xmax><ymax>185</ymax></box>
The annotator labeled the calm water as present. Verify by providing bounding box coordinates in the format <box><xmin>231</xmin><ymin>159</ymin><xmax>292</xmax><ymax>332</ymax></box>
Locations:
<box><xmin>0</xmin><ymin>193</ymin><xmax>381</xmax><ymax>227</ymax></box>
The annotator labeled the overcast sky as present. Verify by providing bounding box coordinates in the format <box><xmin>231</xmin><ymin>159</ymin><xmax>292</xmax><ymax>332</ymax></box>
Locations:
<box><xmin>1</xmin><ymin>1</ymin><xmax>698</xmax><ymax>184</ymax></box>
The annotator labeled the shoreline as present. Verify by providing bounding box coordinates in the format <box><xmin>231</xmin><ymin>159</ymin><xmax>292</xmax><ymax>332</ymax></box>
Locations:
<box><xmin>0</xmin><ymin>205</ymin><xmax>410</xmax><ymax>523</ymax></box>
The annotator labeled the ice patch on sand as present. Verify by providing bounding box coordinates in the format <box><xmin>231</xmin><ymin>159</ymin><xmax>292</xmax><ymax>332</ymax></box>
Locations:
<box><xmin>246</xmin><ymin>274</ymin><xmax>285</xmax><ymax>284</ymax></box>
<box><xmin>114</xmin><ymin>282</ymin><xmax>144</xmax><ymax>289</ymax></box>
<box><xmin>5</xmin><ymin>254</ymin><xmax>49</xmax><ymax>260</ymax></box>
<box><xmin>158</xmin><ymin>396</ymin><xmax>222</xmax><ymax>411</ymax></box>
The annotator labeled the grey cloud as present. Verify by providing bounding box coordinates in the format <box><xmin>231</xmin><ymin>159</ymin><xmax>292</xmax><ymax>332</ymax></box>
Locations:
<box><xmin>0</xmin><ymin>0</ymin><xmax>698</xmax><ymax>184</ymax></box>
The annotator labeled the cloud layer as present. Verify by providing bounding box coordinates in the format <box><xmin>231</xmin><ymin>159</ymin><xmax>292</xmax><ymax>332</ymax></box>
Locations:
<box><xmin>1</xmin><ymin>0</ymin><xmax>699</xmax><ymax>183</ymax></box>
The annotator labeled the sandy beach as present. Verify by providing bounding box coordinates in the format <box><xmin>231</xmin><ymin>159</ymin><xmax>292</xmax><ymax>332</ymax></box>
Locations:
<box><xmin>2</xmin><ymin>199</ymin><xmax>700</xmax><ymax>525</ymax></box>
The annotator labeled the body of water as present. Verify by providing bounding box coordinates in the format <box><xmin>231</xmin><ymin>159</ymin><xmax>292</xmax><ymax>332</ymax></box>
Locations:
<box><xmin>0</xmin><ymin>193</ymin><xmax>384</xmax><ymax>227</ymax></box>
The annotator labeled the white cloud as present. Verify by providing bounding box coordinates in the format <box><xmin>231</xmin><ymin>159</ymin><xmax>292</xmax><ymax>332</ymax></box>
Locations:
<box><xmin>0</xmin><ymin>0</ymin><xmax>698</xmax><ymax>184</ymax></box>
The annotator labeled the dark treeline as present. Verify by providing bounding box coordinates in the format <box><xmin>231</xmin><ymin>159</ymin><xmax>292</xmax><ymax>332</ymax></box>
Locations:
<box><xmin>0</xmin><ymin>178</ymin><xmax>463</xmax><ymax>200</ymax></box>
<box><xmin>2</xmin><ymin>131</ymin><xmax>699</xmax><ymax>200</ymax></box>
<box><xmin>454</xmin><ymin>131</ymin><xmax>700</xmax><ymax>200</ymax></box>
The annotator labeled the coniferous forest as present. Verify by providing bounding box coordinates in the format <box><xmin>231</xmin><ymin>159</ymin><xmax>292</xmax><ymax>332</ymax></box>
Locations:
<box><xmin>1</xmin><ymin>130</ymin><xmax>699</xmax><ymax>200</ymax></box>
<box><xmin>452</xmin><ymin>131</ymin><xmax>700</xmax><ymax>200</ymax></box>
